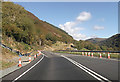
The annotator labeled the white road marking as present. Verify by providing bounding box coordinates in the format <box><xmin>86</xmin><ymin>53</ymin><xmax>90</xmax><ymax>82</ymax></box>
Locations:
<box><xmin>61</xmin><ymin>55</ymin><xmax>111</xmax><ymax>82</ymax></box>
<box><xmin>12</xmin><ymin>54</ymin><xmax>45</xmax><ymax>82</ymax></box>
<box><xmin>42</xmin><ymin>53</ymin><xmax>48</xmax><ymax>58</ymax></box>
<box><xmin>65</xmin><ymin>54</ymin><xmax>119</xmax><ymax>61</ymax></box>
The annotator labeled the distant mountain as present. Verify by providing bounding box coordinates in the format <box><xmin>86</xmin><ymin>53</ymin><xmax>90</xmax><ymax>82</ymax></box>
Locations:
<box><xmin>86</xmin><ymin>34</ymin><xmax>120</xmax><ymax>51</ymax></box>
<box><xmin>86</xmin><ymin>38</ymin><xmax>107</xmax><ymax>44</ymax></box>
<box><xmin>99</xmin><ymin>34</ymin><xmax>120</xmax><ymax>51</ymax></box>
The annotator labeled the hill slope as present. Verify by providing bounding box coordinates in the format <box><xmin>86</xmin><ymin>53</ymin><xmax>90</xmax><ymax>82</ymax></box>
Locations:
<box><xmin>86</xmin><ymin>38</ymin><xmax>107</xmax><ymax>44</ymax></box>
<box><xmin>86</xmin><ymin>34</ymin><xmax>120</xmax><ymax>51</ymax></box>
<box><xmin>2</xmin><ymin>2</ymin><xmax>119</xmax><ymax>52</ymax></box>
<box><xmin>2</xmin><ymin>2</ymin><xmax>73</xmax><ymax>48</ymax></box>
<box><xmin>99</xmin><ymin>34</ymin><xmax>120</xmax><ymax>51</ymax></box>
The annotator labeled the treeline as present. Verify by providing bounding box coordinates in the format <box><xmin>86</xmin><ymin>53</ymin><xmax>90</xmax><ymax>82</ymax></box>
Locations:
<box><xmin>73</xmin><ymin>34</ymin><xmax>120</xmax><ymax>51</ymax></box>
<box><xmin>99</xmin><ymin>34</ymin><xmax>120</xmax><ymax>51</ymax></box>
<box><xmin>73</xmin><ymin>40</ymin><xmax>101</xmax><ymax>51</ymax></box>
<box><xmin>2</xmin><ymin>2</ymin><xmax>73</xmax><ymax>47</ymax></box>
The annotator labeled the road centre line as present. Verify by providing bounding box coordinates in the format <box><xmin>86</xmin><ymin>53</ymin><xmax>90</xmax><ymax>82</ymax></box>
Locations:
<box><xmin>12</xmin><ymin>54</ymin><xmax>45</xmax><ymax>82</ymax></box>
<box><xmin>61</xmin><ymin>55</ymin><xmax>111</xmax><ymax>82</ymax></box>
<box><xmin>42</xmin><ymin>53</ymin><xmax>48</xmax><ymax>58</ymax></box>
<box><xmin>65</xmin><ymin>54</ymin><xmax>119</xmax><ymax>61</ymax></box>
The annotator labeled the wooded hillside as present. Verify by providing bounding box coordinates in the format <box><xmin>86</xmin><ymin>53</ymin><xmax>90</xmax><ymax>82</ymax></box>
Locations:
<box><xmin>2</xmin><ymin>2</ymin><xmax>73</xmax><ymax>47</ymax></box>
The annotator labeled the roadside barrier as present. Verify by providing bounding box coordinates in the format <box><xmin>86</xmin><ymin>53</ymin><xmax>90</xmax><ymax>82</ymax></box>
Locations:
<box><xmin>82</xmin><ymin>52</ymin><xmax>84</xmax><ymax>56</ymax></box>
<box><xmin>38</xmin><ymin>50</ymin><xmax>42</xmax><ymax>56</ymax></box>
<box><xmin>18</xmin><ymin>58</ymin><xmax>22</xmax><ymax>67</ymax></box>
<box><xmin>108</xmin><ymin>53</ymin><xmax>110</xmax><ymax>59</ymax></box>
<box><xmin>85</xmin><ymin>52</ymin><xmax>87</xmax><ymax>56</ymax></box>
<box><xmin>39</xmin><ymin>51</ymin><xmax>42</xmax><ymax>56</ymax></box>
<box><xmin>91</xmin><ymin>52</ymin><xmax>93</xmax><ymax>57</ymax></box>
<box><xmin>29</xmin><ymin>55</ymin><xmax>31</xmax><ymax>62</ymax></box>
<box><xmin>34</xmin><ymin>54</ymin><xmax>36</xmax><ymax>59</ymax></box>
<box><xmin>99</xmin><ymin>53</ymin><xmax>102</xmax><ymax>58</ymax></box>
<box><xmin>88</xmin><ymin>52</ymin><xmax>90</xmax><ymax>56</ymax></box>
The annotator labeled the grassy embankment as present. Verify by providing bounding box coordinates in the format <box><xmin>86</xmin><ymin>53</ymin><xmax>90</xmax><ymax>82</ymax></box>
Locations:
<box><xmin>1</xmin><ymin>36</ymin><xmax>40</xmax><ymax>70</ymax></box>
<box><xmin>1</xmin><ymin>46</ymin><xmax>39</xmax><ymax>70</ymax></box>
<box><xmin>1</xmin><ymin>47</ymin><xmax>18</xmax><ymax>70</ymax></box>
<box><xmin>54</xmin><ymin>51</ymin><xmax>120</xmax><ymax>59</ymax></box>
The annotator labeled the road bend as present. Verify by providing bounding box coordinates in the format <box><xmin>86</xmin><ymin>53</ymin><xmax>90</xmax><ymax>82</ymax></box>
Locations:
<box><xmin>2</xmin><ymin>51</ymin><xmax>119</xmax><ymax>82</ymax></box>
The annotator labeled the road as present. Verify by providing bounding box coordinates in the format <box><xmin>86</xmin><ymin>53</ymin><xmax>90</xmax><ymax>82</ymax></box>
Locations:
<box><xmin>2</xmin><ymin>51</ymin><xmax>119</xmax><ymax>82</ymax></box>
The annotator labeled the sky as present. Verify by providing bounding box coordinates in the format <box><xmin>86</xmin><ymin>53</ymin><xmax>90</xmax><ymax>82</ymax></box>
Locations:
<box><xmin>14</xmin><ymin>2</ymin><xmax>118</xmax><ymax>40</ymax></box>
<box><xmin>4</xmin><ymin>0</ymin><xmax>120</xmax><ymax>2</ymax></box>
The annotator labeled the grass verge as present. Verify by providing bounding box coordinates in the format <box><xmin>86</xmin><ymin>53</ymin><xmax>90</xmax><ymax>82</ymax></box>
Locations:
<box><xmin>1</xmin><ymin>61</ymin><xmax>17</xmax><ymax>70</ymax></box>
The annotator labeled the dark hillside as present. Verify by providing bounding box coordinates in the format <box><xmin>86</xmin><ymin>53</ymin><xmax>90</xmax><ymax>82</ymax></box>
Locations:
<box><xmin>86</xmin><ymin>38</ymin><xmax>106</xmax><ymax>44</ymax></box>
<box><xmin>99</xmin><ymin>34</ymin><xmax>120</xmax><ymax>51</ymax></box>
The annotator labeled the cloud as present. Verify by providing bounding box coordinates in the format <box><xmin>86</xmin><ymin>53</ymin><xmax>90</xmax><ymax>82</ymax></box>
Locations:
<box><xmin>59</xmin><ymin>21</ymin><xmax>84</xmax><ymax>39</ymax></box>
<box><xmin>76</xmin><ymin>12</ymin><xmax>91</xmax><ymax>22</ymax></box>
<box><xmin>93</xmin><ymin>25</ymin><xmax>104</xmax><ymax>30</ymax></box>
<box><xmin>72</xmin><ymin>34</ymin><xmax>98</xmax><ymax>40</ymax></box>
<box><xmin>72</xmin><ymin>33</ymin><xmax>87</xmax><ymax>40</ymax></box>
<box><xmin>59</xmin><ymin>11</ymin><xmax>91</xmax><ymax>40</ymax></box>
<box><xmin>59</xmin><ymin>21</ymin><xmax>86</xmax><ymax>40</ymax></box>
<box><xmin>59</xmin><ymin>21</ymin><xmax>97</xmax><ymax>40</ymax></box>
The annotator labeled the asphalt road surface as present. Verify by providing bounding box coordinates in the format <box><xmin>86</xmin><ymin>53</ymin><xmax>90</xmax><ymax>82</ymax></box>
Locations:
<box><xmin>2</xmin><ymin>51</ymin><xmax>119</xmax><ymax>82</ymax></box>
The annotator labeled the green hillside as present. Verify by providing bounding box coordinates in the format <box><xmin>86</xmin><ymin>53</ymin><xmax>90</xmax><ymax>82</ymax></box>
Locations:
<box><xmin>85</xmin><ymin>34</ymin><xmax>120</xmax><ymax>51</ymax></box>
<box><xmin>99</xmin><ymin>34</ymin><xmax>120</xmax><ymax>51</ymax></box>
<box><xmin>73</xmin><ymin>40</ymin><xmax>101</xmax><ymax>51</ymax></box>
<box><xmin>2</xmin><ymin>2</ymin><xmax>73</xmax><ymax>49</ymax></box>
<box><xmin>1</xmin><ymin>2</ymin><xmax>119</xmax><ymax>52</ymax></box>
<box><xmin>86</xmin><ymin>38</ymin><xmax>107</xmax><ymax>44</ymax></box>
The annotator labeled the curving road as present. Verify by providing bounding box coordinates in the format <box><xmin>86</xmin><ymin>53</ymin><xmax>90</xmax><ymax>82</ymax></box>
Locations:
<box><xmin>2</xmin><ymin>51</ymin><xmax>119</xmax><ymax>82</ymax></box>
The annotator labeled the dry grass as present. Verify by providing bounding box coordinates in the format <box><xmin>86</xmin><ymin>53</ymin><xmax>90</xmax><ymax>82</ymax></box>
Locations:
<box><xmin>1</xmin><ymin>47</ymin><xmax>18</xmax><ymax>70</ymax></box>
<box><xmin>44</xmin><ymin>41</ymin><xmax>74</xmax><ymax>51</ymax></box>
<box><xmin>1</xmin><ymin>61</ymin><xmax>16</xmax><ymax>70</ymax></box>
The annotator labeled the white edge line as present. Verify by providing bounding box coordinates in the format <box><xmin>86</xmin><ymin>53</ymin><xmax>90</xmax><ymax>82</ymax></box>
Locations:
<box><xmin>65</xmin><ymin>55</ymin><xmax>119</xmax><ymax>62</ymax></box>
<box><xmin>12</xmin><ymin>54</ymin><xmax>45</xmax><ymax>82</ymax></box>
<box><xmin>61</xmin><ymin>55</ymin><xmax>111</xmax><ymax>82</ymax></box>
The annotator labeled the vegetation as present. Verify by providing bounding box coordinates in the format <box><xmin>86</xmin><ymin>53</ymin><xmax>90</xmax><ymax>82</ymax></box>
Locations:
<box><xmin>2</xmin><ymin>2</ymin><xmax>119</xmax><ymax>53</ymax></box>
<box><xmin>2</xmin><ymin>2</ymin><xmax>74</xmax><ymax>48</ymax></box>
<box><xmin>1</xmin><ymin>61</ymin><xmax>16</xmax><ymax>70</ymax></box>
<box><xmin>86</xmin><ymin>38</ymin><xmax>106</xmax><ymax>44</ymax></box>
<box><xmin>86</xmin><ymin>34</ymin><xmax>120</xmax><ymax>51</ymax></box>
<box><xmin>72</xmin><ymin>40</ymin><xmax>101</xmax><ymax>51</ymax></box>
<box><xmin>99</xmin><ymin>34</ymin><xmax>120</xmax><ymax>51</ymax></box>
<box><xmin>1</xmin><ymin>47</ymin><xmax>18</xmax><ymax>70</ymax></box>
